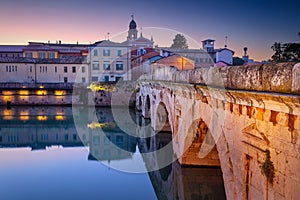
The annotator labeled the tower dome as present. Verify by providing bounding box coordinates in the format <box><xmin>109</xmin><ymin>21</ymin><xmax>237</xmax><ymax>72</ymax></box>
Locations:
<box><xmin>129</xmin><ymin>15</ymin><xmax>137</xmax><ymax>29</ymax></box>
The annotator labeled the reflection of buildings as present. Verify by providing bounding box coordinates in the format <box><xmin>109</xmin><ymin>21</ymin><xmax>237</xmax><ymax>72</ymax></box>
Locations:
<box><xmin>0</xmin><ymin>107</ymin><xmax>85</xmax><ymax>150</ymax></box>
<box><xmin>0</xmin><ymin>107</ymin><xmax>138</xmax><ymax>162</ymax></box>
<box><xmin>88</xmin><ymin>128</ymin><xmax>137</xmax><ymax>161</ymax></box>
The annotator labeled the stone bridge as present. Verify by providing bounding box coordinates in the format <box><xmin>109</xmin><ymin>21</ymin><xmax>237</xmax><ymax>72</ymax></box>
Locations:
<box><xmin>136</xmin><ymin>62</ymin><xmax>300</xmax><ymax>200</ymax></box>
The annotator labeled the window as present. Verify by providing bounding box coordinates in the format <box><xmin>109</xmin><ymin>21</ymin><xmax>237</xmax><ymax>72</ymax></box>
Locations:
<box><xmin>116</xmin><ymin>135</ymin><xmax>123</xmax><ymax>145</ymax></box>
<box><xmin>103</xmin><ymin>62</ymin><xmax>110</xmax><ymax>70</ymax></box>
<box><xmin>6</xmin><ymin>66</ymin><xmax>8</xmax><ymax>72</ymax></box>
<box><xmin>14</xmin><ymin>53</ymin><xmax>18</xmax><ymax>58</ymax></box>
<box><xmin>12</xmin><ymin>66</ymin><xmax>14</xmax><ymax>72</ymax></box>
<box><xmin>27</xmin><ymin>52</ymin><xmax>32</xmax><ymax>58</ymax></box>
<box><xmin>40</xmin><ymin>66</ymin><xmax>42</xmax><ymax>72</ymax></box>
<box><xmin>92</xmin><ymin>62</ymin><xmax>99</xmax><ymax>70</ymax></box>
<box><xmin>64</xmin><ymin>66</ymin><xmax>68</xmax><ymax>73</ymax></box>
<box><xmin>64</xmin><ymin>77</ymin><xmax>68</xmax><ymax>83</ymax></box>
<box><xmin>15</xmin><ymin>66</ymin><xmax>17</xmax><ymax>72</ymax></box>
<box><xmin>103</xmin><ymin>49</ymin><xmax>110</xmax><ymax>56</ymax></box>
<box><xmin>64</xmin><ymin>134</ymin><xmax>68</xmax><ymax>141</ymax></box>
<box><xmin>82</xmin><ymin>77</ymin><xmax>86</xmax><ymax>83</ymax></box>
<box><xmin>73</xmin><ymin>134</ymin><xmax>77</xmax><ymax>140</ymax></box>
<box><xmin>117</xmin><ymin>50</ymin><xmax>122</xmax><ymax>56</ymax></box>
<box><xmin>30</xmin><ymin>66</ymin><xmax>32</xmax><ymax>73</ymax></box>
<box><xmin>93</xmin><ymin>49</ymin><xmax>98</xmax><ymax>56</ymax></box>
<box><xmin>9</xmin><ymin>66</ymin><xmax>11</xmax><ymax>72</ymax></box>
<box><xmin>116</xmin><ymin>61</ymin><xmax>123</xmax><ymax>70</ymax></box>
<box><xmin>81</xmin><ymin>66</ymin><xmax>86</xmax><ymax>73</ymax></box>
<box><xmin>72</xmin><ymin>66</ymin><xmax>76</xmax><ymax>73</ymax></box>
<box><xmin>40</xmin><ymin>52</ymin><xmax>45</xmax><ymax>59</ymax></box>
<box><xmin>91</xmin><ymin>76</ymin><xmax>98</xmax><ymax>82</ymax></box>
<box><xmin>49</xmin><ymin>53</ymin><xmax>54</xmax><ymax>59</ymax></box>
<box><xmin>55</xmin><ymin>66</ymin><xmax>57</xmax><ymax>73</ymax></box>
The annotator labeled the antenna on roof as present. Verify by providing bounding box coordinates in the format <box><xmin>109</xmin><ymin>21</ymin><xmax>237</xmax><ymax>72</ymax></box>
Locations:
<box><xmin>225</xmin><ymin>36</ymin><xmax>228</xmax><ymax>48</ymax></box>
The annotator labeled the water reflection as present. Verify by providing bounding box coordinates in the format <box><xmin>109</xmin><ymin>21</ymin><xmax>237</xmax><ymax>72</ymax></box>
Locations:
<box><xmin>0</xmin><ymin>106</ymin><xmax>226</xmax><ymax>200</ymax></box>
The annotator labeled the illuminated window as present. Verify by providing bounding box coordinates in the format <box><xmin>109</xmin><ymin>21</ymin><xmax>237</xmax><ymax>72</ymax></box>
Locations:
<box><xmin>36</xmin><ymin>90</ymin><xmax>47</xmax><ymax>95</ymax></box>
<box><xmin>55</xmin><ymin>115</ymin><xmax>65</xmax><ymax>120</ymax></box>
<box><xmin>40</xmin><ymin>52</ymin><xmax>45</xmax><ymax>58</ymax></box>
<box><xmin>49</xmin><ymin>53</ymin><xmax>54</xmax><ymax>59</ymax></box>
<box><xmin>37</xmin><ymin>115</ymin><xmax>47</xmax><ymax>121</ymax></box>
<box><xmin>27</xmin><ymin>52</ymin><xmax>32</xmax><ymax>58</ymax></box>
<box><xmin>55</xmin><ymin>90</ymin><xmax>64</xmax><ymax>96</ymax></box>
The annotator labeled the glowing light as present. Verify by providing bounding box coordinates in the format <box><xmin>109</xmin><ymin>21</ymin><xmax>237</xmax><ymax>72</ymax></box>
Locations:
<box><xmin>39</xmin><ymin>86</ymin><xmax>44</xmax><ymax>88</ymax></box>
<box><xmin>37</xmin><ymin>115</ymin><xmax>47</xmax><ymax>121</ymax></box>
<box><xmin>20</xmin><ymin>110</ymin><xmax>29</xmax><ymax>121</ymax></box>
<box><xmin>87</xmin><ymin>122</ymin><xmax>116</xmax><ymax>129</ymax></box>
<box><xmin>36</xmin><ymin>90</ymin><xmax>47</xmax><ymax>95</ymax></box>
<box><xmin>20</xmin><ymin>115</ymin><xmax>29</xmax><ymax>121</ymax></box>
<box><xmin>55</xmin><ymin>115</ymin><xmax>65</xmax><ymax>120</ymax></box>
<box><xmin>55</xmin><ymin>90</ymin><xmax>65</xmax><ymax>96</ymax></box>
<box><xmin>3</xmin><ymin>91</ymin><xmax>13</xmax><ymax>95</ymax></box>
<box><xmin>22</xmin><ymin>86</ymin><xmax>26</xmax><ymax>88</ymax></box>
<box><xmin>3</xmin><ymin>109</ymin><xmax>13</xmax><ymax>120</ymax></box>
<box><xmin>19</xmin><ymin>90</ymin><xmax>29</xmax><ymax>96</ymax></box>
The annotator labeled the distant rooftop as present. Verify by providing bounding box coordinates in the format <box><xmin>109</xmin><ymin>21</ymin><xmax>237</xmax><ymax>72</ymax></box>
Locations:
<box><xmin>0</xmin><ymin>56</ymin><xmax>86</xmax><ymax>64</ymax></box>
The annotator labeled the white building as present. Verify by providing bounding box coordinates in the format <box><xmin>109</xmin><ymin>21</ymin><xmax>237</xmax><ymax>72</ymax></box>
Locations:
<box><xmin>215</xmin><ymin>48</ymin><xmax>235</xmax><ymax>66</ymax></box>
<box><xmin>88</xmin><ymin>40</ymin><xmax>131</xmax><ymax>82</ymax></box>
<box><xmin>0</xmin><ymin>57</ymin><xmax>88</xmax><ymax>84</ymax></box>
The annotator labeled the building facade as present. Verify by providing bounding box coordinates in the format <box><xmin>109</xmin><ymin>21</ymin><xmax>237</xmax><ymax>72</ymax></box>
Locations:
<box><xmin>88</xmin><ymin>40</ymin><xmax>131</xmax><ymax>82</ymax></box>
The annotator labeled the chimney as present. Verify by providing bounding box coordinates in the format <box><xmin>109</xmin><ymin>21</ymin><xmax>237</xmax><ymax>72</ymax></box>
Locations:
<box><xmin>59</xmin><ymin>40</ymin><xmax>61</xmax><ymax>44</ymax></box>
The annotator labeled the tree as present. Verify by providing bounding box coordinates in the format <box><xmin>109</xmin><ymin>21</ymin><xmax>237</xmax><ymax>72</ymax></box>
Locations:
<box><xmin>271</xmin><ymin>42</ymin><xmax>283</xmax><ymax>62</ymax></box>
<box><xmin>271</xmin><ymin>42</ymin><xmax>300</xmax><ymax>62</ymax></box>
<box><xmin>170</xmin><ymin>34</ymin><xmax>188</xmax><ymax>49</ymax></box>
<box><xmin>233</xmin><ymin>57</ymin><xmax>245</xmax><ymax>66</ymax></box>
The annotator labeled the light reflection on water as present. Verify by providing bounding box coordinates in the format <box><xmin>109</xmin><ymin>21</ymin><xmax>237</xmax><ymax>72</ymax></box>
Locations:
<box><xmin>0</xmin><ymin>106</ymin><xmax>226</xmax><ymax>200</ymax></box>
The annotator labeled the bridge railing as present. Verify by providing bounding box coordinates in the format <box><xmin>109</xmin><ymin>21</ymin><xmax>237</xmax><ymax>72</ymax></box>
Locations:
<box><xmin>138</xmin><ymin>62</ymin><xmax>300</xmax><ymax>95</ymax></box>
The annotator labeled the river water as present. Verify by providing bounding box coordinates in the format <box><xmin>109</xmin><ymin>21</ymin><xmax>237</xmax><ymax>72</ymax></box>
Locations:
<box><xmin>0</xmin><ymin>106</ymin><xmax>226</xmax><ymax>200</ymax></box>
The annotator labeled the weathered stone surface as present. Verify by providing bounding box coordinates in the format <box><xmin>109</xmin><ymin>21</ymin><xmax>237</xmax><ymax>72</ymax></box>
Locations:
<box><xmin>146</xmin><ymin>62</ymin><xmax>300</xmax><ymax>95</ymax></box>
<box><xmin>137</xmin><ymin>79</ymin><xmax>300</xmax><ymax>200</ymax></box>
<box><xmin>292</xmin><ymin>63</ymin><xmax>300</xmax><ymax>93</ymax></box>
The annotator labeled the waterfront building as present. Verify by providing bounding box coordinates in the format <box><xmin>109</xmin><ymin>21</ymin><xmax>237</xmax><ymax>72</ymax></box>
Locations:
<box><xmin>0</xmin><ymin>45</ymin><xmax>24</xmax><ymax>58</ymax></box>
<box><xmin>0</xmin><ymin>56</ymin><xmax>88</xmax><ymax>84</ymax></box>
<box><xmin>88</xmin><ymin>40</ymin><xmax>131</xmax><ymax>82</ymax></box>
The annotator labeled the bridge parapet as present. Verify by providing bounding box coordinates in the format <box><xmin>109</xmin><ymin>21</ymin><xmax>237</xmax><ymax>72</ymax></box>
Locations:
<box><xmin>140</xmin><ymin>62</ymin><xmax>300</xmax><ymax>95</ymax></box>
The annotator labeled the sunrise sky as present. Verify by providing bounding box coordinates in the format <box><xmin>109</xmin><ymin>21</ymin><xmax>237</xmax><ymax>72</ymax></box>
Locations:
<box><xmin>1</xmin><ymin>0</ymin><xmax>299</xmax><ymax>61</ymax></box>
